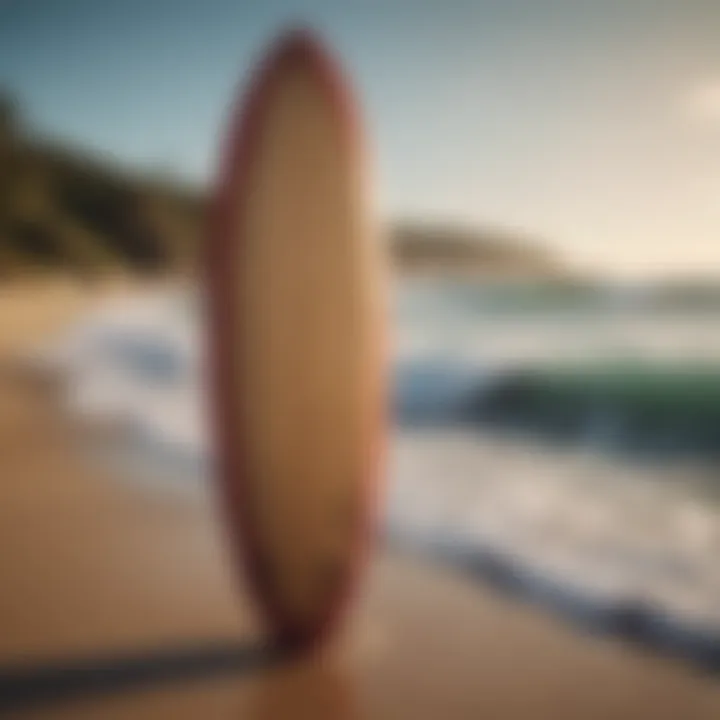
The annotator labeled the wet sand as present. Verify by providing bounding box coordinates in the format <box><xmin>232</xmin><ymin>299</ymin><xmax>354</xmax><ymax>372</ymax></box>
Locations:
<box><xmin>1</xmin><ymin>281</ymin><xmax>720</xmax><ymax>718</ymax></box>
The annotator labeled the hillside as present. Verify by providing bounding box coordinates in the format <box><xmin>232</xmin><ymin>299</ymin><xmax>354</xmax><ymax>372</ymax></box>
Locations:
<box><xmin>392</xmin><ymin>222</ymin><xmax>559</xmax><ymax>277</ymax></box>
<box><xmin>0</xmin><ymin>93</ymin><xmax>560</xmax><ymax>279</ymax></box>
<box><xmin>0</xmin><ymin>95</ymin><xmax>203</xmax><ymax>278</ymax></box>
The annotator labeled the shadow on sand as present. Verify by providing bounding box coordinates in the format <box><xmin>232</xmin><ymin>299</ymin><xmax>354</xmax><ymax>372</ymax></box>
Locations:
<box><xmin>0</xmin><ymin>639</ymin><xmax>282</xmax><ymax>714</ymax></box>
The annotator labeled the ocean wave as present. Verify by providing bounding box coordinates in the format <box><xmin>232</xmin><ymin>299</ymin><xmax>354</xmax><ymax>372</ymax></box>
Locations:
<box><xmin>28</xmin><ymin>285</ymin><xmax>720</xmax><ymax>669</ymax></box>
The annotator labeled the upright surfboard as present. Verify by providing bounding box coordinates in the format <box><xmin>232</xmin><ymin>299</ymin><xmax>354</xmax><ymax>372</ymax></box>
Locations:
<box><xmin>204</xmin><ymin>29</ymin><xmax>386</xmax><ymax>648</ymax></box>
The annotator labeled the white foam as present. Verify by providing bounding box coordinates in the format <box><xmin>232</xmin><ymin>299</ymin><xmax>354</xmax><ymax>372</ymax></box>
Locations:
<box><xmin>28</xmin><ymin>284</ymin><xmax>720</xmax><ymax>628</ymax></box>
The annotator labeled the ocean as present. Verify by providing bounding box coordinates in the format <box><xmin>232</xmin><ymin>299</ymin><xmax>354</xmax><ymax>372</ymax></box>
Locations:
<box><xmin>31</xmin><ymin>279</ymin><xmax>720</xmax><ymax>668</ymax></box>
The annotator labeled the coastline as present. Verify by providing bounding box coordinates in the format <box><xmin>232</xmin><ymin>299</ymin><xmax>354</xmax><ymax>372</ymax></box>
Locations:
<box><xmin>0</xmin><ymin>279</ymin><xmax>719</xmax><ymax>717</ymax></box>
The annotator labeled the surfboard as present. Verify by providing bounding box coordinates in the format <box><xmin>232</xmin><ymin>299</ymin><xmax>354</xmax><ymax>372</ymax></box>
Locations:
<box><xmin>203</xmin><ymin>29</ymin><xmax>386</xmax><ymax>649</ymax></box>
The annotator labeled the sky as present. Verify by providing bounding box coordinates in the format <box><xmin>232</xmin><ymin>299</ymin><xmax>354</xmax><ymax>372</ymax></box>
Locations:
<box><xmin>2</xmin><ymin>0</ymin><xmax>720</xmax><ymax>279</ymax></box>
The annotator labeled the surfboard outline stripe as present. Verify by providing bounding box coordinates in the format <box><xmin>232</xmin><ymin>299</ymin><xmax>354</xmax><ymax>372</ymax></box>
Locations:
<box><xmin>203</xmin><ymin>27</ymin><xmax>387</xmax><ymax>649</ymax></box>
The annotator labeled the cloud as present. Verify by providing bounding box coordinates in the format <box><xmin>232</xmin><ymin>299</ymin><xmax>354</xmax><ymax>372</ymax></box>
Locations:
<box><xmin>682</xmin><ymin>79</ymin><xmax>720</xmax><ymax>124</ymax></box>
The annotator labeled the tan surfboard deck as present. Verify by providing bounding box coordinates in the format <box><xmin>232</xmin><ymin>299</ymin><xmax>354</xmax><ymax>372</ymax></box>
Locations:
<box><xmin>203</xmin><ymin>29</ymin><xmax>386</xmax><ymax>648</ymax></box>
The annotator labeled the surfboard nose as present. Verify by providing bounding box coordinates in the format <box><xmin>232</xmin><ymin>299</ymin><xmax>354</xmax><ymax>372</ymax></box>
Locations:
<box><xmin>270</xmin><ymin>27</ymin><xmax>326</xmax><ymax>57</ymax></box>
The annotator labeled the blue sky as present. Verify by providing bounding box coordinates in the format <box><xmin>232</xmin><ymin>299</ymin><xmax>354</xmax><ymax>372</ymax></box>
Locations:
<box><xmin>2</xmin><ymin>1</ymin><xmax>720</xmax><ymax>277</ymax></box>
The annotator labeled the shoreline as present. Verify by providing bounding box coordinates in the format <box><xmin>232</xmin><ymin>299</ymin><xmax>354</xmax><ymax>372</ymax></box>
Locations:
<box><xmin>1</xmin><ymin>280</ymin><xmax>720</xmax><ymax>717</ymax></box>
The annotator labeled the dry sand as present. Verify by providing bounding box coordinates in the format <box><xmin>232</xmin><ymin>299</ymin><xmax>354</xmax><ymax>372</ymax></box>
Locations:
<box><xmin>1</xmin><ymin>279</ymin><xmax>719</xmax><ymax>718</ymax></box>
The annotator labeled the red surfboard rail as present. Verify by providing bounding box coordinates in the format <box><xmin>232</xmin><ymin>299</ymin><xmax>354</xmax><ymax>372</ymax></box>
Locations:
<box><xmin>203</xmin><ymin>28</ymin><xmax>387</xmax><ymax>650</ymax></box>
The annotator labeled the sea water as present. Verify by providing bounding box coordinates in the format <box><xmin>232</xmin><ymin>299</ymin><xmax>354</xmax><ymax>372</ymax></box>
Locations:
<box><xmin>32</xmin><ymin>279</ymin><xmax>720</xmax><ymax>657</ymax></box>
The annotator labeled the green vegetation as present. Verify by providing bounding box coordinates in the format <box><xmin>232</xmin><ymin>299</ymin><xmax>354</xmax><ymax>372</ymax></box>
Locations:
<box><xmin>0</xmin><ymin>92</ymin><xmax>204</xmax><ymax>279</ymax></box>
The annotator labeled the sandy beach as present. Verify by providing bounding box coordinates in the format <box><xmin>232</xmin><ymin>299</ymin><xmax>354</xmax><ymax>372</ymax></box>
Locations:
<box><xmin>1</xmin><ymin>280</ymin><xmax>720</xmax><ymax>719</ymax></box>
